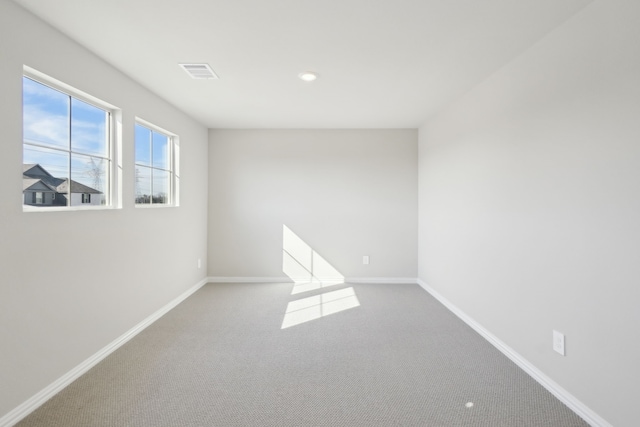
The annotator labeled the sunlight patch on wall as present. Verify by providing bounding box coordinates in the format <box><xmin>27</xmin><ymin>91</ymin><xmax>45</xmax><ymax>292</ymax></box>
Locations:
<box><xmin>281</xmin><ymin>287</ymin><xmax>360</xmax><ymax>329</ymax></box>
<box><xmin>282</xmin><ymin>225</ymin><xmax>345</xmax><ymax>295</ymax></box>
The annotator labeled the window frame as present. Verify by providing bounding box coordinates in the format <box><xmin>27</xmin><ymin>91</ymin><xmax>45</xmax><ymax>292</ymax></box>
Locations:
<box><xmin>22</xmin><ymin>66</ymin><xmax>121</xmax><ymax>212</ymax></box>
<box><xmin>134</xmin><ymin>118</ymin><xmax>179</xmax><ymax>208</ymax></box>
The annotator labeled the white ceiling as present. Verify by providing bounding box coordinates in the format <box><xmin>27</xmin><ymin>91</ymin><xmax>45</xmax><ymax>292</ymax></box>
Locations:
<box><xmin>12</xmin><ymin>0</ymin><xmax>593</xmax><ymax>129</ymax></box>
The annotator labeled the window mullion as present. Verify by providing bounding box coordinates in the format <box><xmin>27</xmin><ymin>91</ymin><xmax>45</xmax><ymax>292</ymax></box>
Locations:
<box><xmin>169</xmin><ymin>138</ymin><xmax>173</xmax><ymax>205</ymax></box>
<box><xmin>107</xmin><ymin>112</ymin><xmax>111</xmax><ymax>206</ymax></box>
<box><xmin>67</xmin><ymin>95</ymin><xmax>72</xmax><ymax>206</ymax></box>
<box><xmin>171</xmin><ymin>137</ymin><xmax>175</xmax><ymax>205</ymax></box>
<box><xmin>149</xmin><ymin>131</ymin><xmax>153</xmax><ymax>205</ymax></box>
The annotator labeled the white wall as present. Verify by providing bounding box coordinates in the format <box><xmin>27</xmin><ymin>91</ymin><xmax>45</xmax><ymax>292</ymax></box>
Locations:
<box><xmin>418</xmin><ymin>0</ymin><xmax>639</xmax><ymax>425</ymax></box>
<box><xmin>0</xmin><ymin>0</ymin><xmax>208</xmax><ymax>420</ymax></box>
<box><xmin>208</xmin><ymin>129</ymin><xmax>417</xmax><ymax>281</ymax></box>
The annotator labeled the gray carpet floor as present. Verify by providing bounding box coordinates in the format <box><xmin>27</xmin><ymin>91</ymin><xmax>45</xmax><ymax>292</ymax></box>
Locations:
<box><xmin>17</xmin><ymin>282</ymin><xmax>589</xmax><ymax>426</ymax></box>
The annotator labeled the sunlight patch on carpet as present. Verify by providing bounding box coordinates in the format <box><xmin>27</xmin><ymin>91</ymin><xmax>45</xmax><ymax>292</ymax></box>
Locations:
<box><xmin>281</xmin><ymin>287</ymin><xmax>360</xmax><ymax>329</ymax></box>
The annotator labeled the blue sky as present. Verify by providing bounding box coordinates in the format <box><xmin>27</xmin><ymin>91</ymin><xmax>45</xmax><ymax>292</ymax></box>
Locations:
<box><xmin>23</xmin><ymin>77</ymin><xmax>109</xmax><ymax>190</ymax></box>
<box><xmin>134</xmin><ymin>123</ymin><xmax>170</xmax><ymax>200</ymax></box>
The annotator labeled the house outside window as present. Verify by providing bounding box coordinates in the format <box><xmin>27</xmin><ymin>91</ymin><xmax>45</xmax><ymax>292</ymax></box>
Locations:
<box><xmin>134</xmin><ymin>120</ymin><xmax>179</xmax><ymax>206</ymax></box>
<box><xmin>22</xmin><ymin>68</ymin><xmax>119</xmax><ymax>210</ymax></box>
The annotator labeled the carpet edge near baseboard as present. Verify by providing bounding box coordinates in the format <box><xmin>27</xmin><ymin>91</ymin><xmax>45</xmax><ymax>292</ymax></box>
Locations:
<box><xmin>0</xmin><ymin>278</ymin><xmax>209</xmax><ymax>427</ymax></box>
<box><xmin>415</xmin><ymin>278</ymin><xmax>611</xmax><ymax>427</ymax></box>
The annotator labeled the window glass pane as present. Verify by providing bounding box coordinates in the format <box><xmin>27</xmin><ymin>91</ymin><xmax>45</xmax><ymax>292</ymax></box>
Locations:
<box><xmin>23</xmin><ymin>77</ymin><xmax>69</xmax><ymax>150</ymax></box>
<box><xmin>71</xmin><ymin>98</ymin><xmax>108</xmax><ymax>157</ymax></box>
<box><xmin>134</xmin><ymin>121</ymin><xmax>176</xmax><ymax>206</ymax></box>
<box><xmin>70</xmin><ymin>154</ymin><xmax>107</xmax><ymax>206</ymax></box>
<box><xmin>23</xmin><ymin>146</ymin><xmax>70</xmax><ymax>207</ymax></box>
<box><xmin>152</xmin><ymin>169</ymin><xmax>170</xmax><ymax>204</ymax></box>
<box><xmin>135</xmin><ymin>166</ymin><xmax>152</xmax><ymax>204</ymax></box>
<box><xmin>23</xmin><ymin>145</ymin><xmax>70</xmax><ymax>181</ymax></box>
<box><xmin>152</xmin><ymin>131</ymin><xmax>169</xmax><ymax>170</ymax></box>
<box><xmin>135</xmin><ymin>124</ymin><xmax>151</xmax><ymax>167</ymax></box>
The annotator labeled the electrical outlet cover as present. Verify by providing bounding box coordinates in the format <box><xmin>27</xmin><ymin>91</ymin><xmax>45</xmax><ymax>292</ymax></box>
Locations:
<box><xmin>553</xmin><ymin>330</ymin><xmax>565</xmax><ymax>356</ymax></box>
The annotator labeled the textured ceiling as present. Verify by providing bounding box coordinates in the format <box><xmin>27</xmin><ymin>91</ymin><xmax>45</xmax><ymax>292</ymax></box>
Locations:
<box><xmin>12</xmin><ymin>0</ymin><xmax>594</xmax><ymax>128</ymax></box>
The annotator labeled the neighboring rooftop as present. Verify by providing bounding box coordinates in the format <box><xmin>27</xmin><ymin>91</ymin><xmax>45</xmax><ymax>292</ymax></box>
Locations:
<box><xmin>23</xmin><ymin>164</ymin><xmax>102</xmax><ymax>194</ymax></box>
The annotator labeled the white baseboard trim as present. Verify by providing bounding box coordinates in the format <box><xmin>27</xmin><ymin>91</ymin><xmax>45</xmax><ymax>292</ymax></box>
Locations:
<box><xmin>207</xmin><ymin>276</ymin><xmax>293</xmax><ymax>283</ymax></box>
<box><xmin>207</xmin><ymin>277</ymin><xmax>418</xmax><ymax>285</ymax></box>
<box><xmin>346</xmin><ymin>277</ymin><xmax>418</xmax><ymax>284</ymax></box>
<box><xmin>0</xmin><ymin>278</ymin><xmax>209</xmax><ymax>427</ymax></box>
<box><xmin>416</xmin><ymin>279</ymin><xmax>611</xmax><ymax>427</ymax></box>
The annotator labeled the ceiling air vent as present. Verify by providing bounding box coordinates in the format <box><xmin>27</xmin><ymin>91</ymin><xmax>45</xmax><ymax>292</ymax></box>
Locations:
<box><xmin>179</xmin><ymin>63</ymin><xmax>219</xmax><ymax>80</ymax></box>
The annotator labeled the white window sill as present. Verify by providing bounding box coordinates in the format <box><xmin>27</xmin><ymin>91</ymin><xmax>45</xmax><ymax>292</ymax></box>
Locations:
<box><xmin>134</xmin><ymin>204</ymin><xmax>177</xmax><ymax>209</ymax></box>
<box><xmin>23</xmin><ymin>205</ymin><xmax>119</xmax><ymax>213</ymax></box>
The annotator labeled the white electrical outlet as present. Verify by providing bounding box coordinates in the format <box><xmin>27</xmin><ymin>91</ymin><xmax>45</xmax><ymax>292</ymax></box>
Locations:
<box><xmin>363</xmin><ymin>255</ymin><xmax>370</xmax><ymax>265</ymax></box>
<box><xmin>197</xmin><ymin>258</ymin><xmax>201</xmax><ymax>269</ymax></box>
<box><xmin>553</xmin><ymin>330</ymin><xmax>565</xmax><ymax>356</ymax></box>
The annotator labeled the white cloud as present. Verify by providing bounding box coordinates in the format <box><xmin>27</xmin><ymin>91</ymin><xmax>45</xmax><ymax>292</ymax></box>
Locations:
<box><xmin>23</xmin><ymin>104</ymin><xmax>68</xmax><ymax>148</ymax></box>
<box><xmin>23</xmin><ymin>104</ymin><xmax>107</xmax><ymax>156</ymax></box>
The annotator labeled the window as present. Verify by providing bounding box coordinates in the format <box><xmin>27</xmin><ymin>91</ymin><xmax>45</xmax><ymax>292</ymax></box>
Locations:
<box><xmin>22</xmin><ymin>68</ymin><xmax>118</xmax><ymax>210</ymax></box>
<box><xmin>134</xmin><ymin>121</ymin><xmax>179</xmax><ymax>206</ymax></box>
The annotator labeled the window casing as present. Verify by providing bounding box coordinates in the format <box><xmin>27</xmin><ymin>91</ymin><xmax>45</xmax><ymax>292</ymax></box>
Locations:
<box><xmin>22</xmin><ymin>68</ymin><xmax>119</xmax><ymax>210</ymax></box>
<box><xmin>134</xmin><ymin>120</ymin><xmax>179</xmax><ymax>206</ymax></box>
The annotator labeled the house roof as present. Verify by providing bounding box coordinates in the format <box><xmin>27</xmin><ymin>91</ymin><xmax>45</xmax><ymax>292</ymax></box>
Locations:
<box><xmin>23</xmin><ymin>164</ymin><xmax>102</xmax><ymax>194</ymax></box>
<box><xmin>23</xmin><ymin>164</ymin><xmax>65</xmax><ymax>187</ymax></box>
<box><xmin>56</xmin><ymin>179</ymin><xmax>103</xmax><ymax>194</ymax></box>
<box><xmin>23</xmin><ymin>178</ymin><xmax>57</xmax><ymax>192</ymax></box>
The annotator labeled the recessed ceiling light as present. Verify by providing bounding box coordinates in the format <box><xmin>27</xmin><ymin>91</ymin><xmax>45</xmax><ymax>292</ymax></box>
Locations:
<box><xmin>179</xmin><ymin>63</ymin><xmax>219</xmax><ymax>79</ymax></box>
<box><xmin>298</xmin><ymin>71</ymin><xmax>318</xmax><ymax>82</ymax></box>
